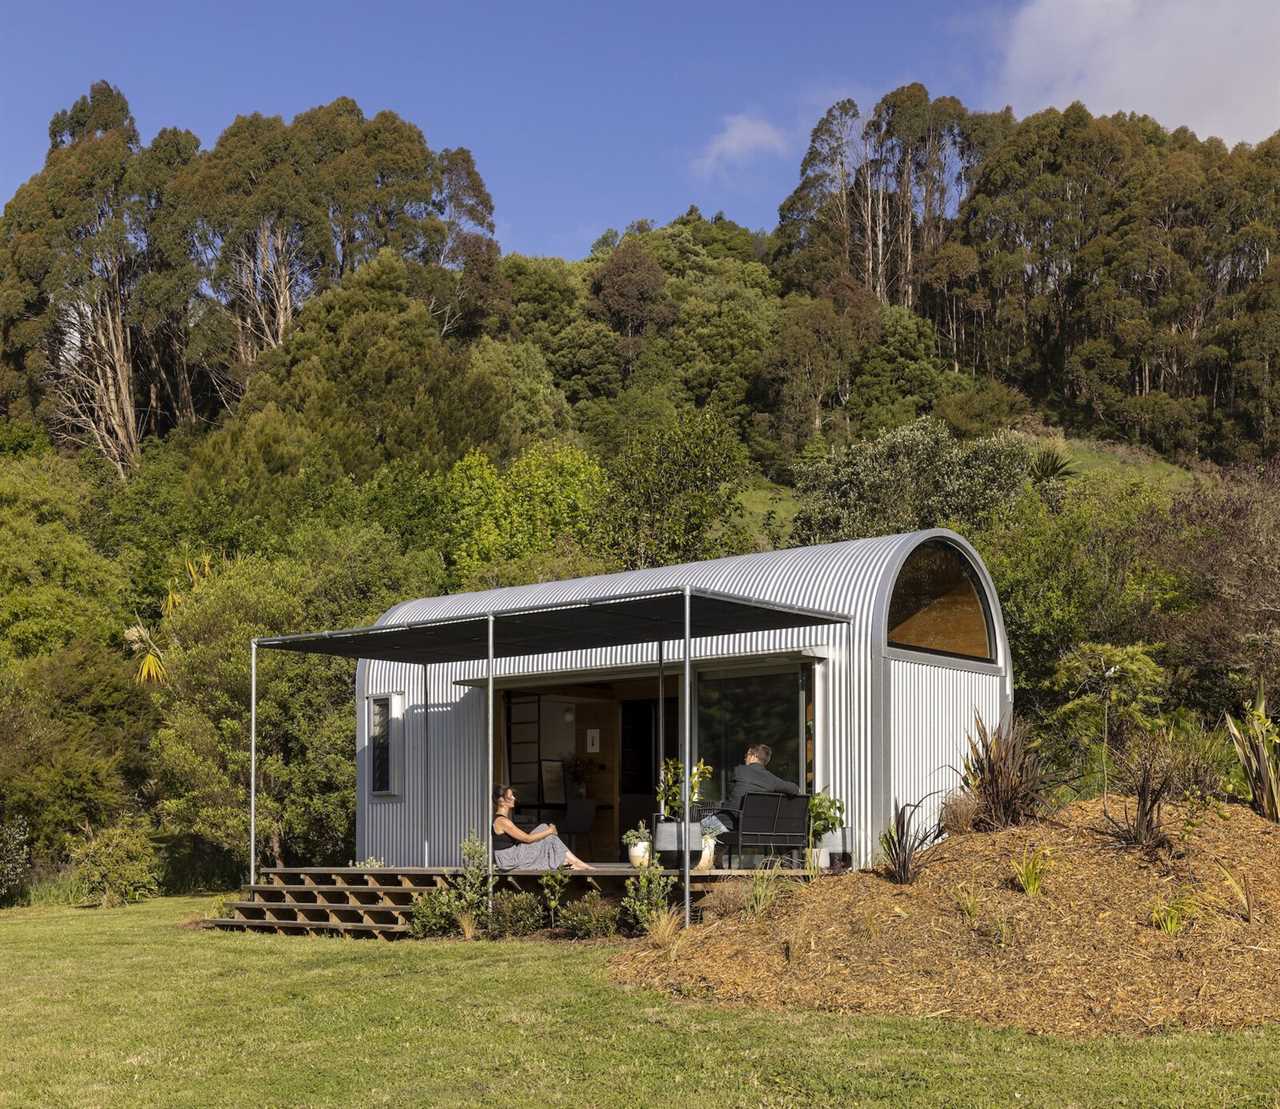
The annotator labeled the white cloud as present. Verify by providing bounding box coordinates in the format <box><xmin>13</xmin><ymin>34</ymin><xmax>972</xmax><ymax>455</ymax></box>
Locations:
<box><xmin>996</xmin><ymin>0</ymin><xmax>1280</xmax><ymax>146</ymax></box>
<box><xmin>692</xmin><ymin>114</ymin><xmax>790</xmax><ymax>178</ymax></box>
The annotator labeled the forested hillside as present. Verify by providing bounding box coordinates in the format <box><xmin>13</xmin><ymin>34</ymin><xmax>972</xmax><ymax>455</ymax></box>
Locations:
<box><xmin>3</xmin><ymin>80</ymin><xmax>1280</xmax><ymax>889</ymax></box>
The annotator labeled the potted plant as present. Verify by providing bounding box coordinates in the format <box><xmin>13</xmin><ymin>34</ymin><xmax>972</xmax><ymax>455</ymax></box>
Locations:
<box><xmin>808</xmin><ymin>792</ymin><xmax>846</xmax><ymax>870</ymax></box>
<box><xmin>622</xmin><ymin>820</ymin><xmax>652</xmax><ymax>867</ymax></box>
<box><xmin>653</xmin><ymin>758</ymin><xmax>711</xmax><ymax>853</ymax></box>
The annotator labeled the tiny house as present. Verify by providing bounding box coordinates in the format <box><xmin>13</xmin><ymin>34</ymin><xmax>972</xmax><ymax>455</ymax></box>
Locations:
<box><xmin>258</xmin><ymin>528</ymin><xmax>1011</xmax><ymax>871</ymax></box>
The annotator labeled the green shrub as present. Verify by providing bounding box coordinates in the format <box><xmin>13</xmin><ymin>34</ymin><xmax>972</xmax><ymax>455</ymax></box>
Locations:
<box><xmin>622</xmin><ymin>859</ymin><xmax>675</xmax><ymax>931</ymax></box>
<box><xmin>539</xmin><ymin>867</ymin><xmax>570</xmax><ymax>927</ymax></box>
<box><xmin>560</xmin><ymin>892</ymin><xmax>619</xmax><ymax>938</ymax></box>
<box><xmin>68</xmin><ymin>816</ymin><xmax>160</xmax><ymax>907</ymax></box>
<box><xmin>453</xmin><ymin>834</ymin><xmax>493</xmax><ymax>918</ymax></box>
<box><xmin>488</xmin><ymin>891</ymin><xmax>544</xmax><ymax>938</ymax></box>
<box><xmin>0</xmin><ymin>816</ymin><xmax>30</xmax><ymax>904</ymax></box>
<box><xmin>21</xmin><ymin>867</ymin><xmax>90</xmax><ymax>907</ymax></box>
<box><xmin>410</xmin><ymin>888</ymin><xmax>461</xmax><ymax>938</ymax></box>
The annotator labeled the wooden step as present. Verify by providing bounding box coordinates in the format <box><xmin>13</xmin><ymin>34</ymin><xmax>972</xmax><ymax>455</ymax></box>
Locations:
<box><xmin>204</xmin><ymin>917</ymin><xmax>409</xmax><ymax>938</ymax></box>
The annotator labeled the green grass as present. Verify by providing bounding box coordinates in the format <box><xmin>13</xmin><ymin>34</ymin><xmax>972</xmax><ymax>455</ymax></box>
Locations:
<box><xmin>1057</xmin><ymin>437</ymin><xmax>1198</xmax><ymax>490</ymax></box>
<box><xmin>2</xmin><ymin>898</ymin><xmax>1279</xmax><ymax>1107</ymax></box>
<box><xmin>740</xmin><ymin>480</ymin><xmax>799</xmax><ymax>545</ymax></box>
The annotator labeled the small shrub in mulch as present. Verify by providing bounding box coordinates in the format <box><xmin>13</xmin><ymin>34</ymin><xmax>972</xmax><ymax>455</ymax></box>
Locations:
<box><xmin>611</xmin><ymin>798</ymin><xmax>1280</xmax><ymax>1036</ymax></box>
<box><xmin>488</xmin><ymin>891</ymin><xmax>544</xmax><ymax>937</ymax></box>
<box><xmin>410</xmin><ymin>888</ymin><xmax>461</xmax><ymax>938</ymax></box>
<box><xmin>560</xmin><ymin>892</ymin><xmax>620</xmax><ymax>939</ymax></box>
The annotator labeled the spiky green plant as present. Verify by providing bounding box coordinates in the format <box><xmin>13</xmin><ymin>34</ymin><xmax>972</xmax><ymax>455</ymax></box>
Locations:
<box><xmin>879</xmin><ymin>799</ymin><xmax>938</xmax><ymax>885</ymax></box>
<box><xmin>1225</xmin><ymin>685</ymin><xmax>1280</xmax><ymax>822</ymax></box>
<box><xmin>1150</xmin><ymin>889</ymin><xmax>1199</xmax><ymax>936</ymax></box>
<box><xmin>1010</xmin><ymin>846</ymin><xmax>1052</xmax><ymax>897</ymax></box>
<box><xmin>959</xmin><ymin>714</ymin><xmax>1051</xmax><ymax>830</ymax></box>
<box><xmin>1029</xmin><ymin>445</ymin><xmax>1076</xmax><ymax>485</ymax></box>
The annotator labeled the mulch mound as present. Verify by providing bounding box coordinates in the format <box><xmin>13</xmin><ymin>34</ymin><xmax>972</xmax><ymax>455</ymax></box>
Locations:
<box><xmin>610</xmin><ymin>798</ymin><xmax>1280</xmax><ymax>1036</ymax></box>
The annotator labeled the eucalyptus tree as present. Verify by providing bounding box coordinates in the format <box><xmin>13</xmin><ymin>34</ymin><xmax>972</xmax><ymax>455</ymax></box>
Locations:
<box><xmin>0</xmin><ymin>83</ymin><xmax>213</xmax><ymax>475</ymax></box>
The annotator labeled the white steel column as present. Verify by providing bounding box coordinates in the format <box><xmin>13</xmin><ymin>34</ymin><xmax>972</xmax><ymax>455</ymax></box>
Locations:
<box><xmin>656</xmin><ymin>639</ymin><xmax>664</xmax><ymax>813</ymax></box>
<box><xmin>249</xmin><ymin>638</ymin><xmax>258</xmax><ymax>887</ymax></box>
<box><xmin>486</xmin><ymin>613</ymin><xmax>495</xmax><ymax>899</ymax></box>
<box><xmin>682</xmin><ymin>586</ymin><xmax>692</xmax><ymax>927</ymax></box>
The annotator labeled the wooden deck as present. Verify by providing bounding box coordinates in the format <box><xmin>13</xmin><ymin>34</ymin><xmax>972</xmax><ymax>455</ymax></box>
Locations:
<box><xmin>204</xmin><ymin>864</ymin><xmax>753</xmax><ymax>940</ymax></box>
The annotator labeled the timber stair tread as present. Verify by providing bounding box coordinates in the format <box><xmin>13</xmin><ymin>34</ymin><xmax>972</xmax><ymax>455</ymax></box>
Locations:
<box><xmin>204</xmin><ymin>917</ymin><xmax>410</xmax><ymax>937</ymax></box>
<box><xmin>223</xmin><ymin>899</ymin><xmax>411</xmax><ymax>915</ymax></box>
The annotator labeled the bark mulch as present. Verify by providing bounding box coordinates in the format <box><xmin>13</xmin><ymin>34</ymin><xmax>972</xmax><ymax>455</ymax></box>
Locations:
<box><xmin>610</xmin><ymin>798</ymin><xmax>1280</xmax><ymax>1036</ymax></box>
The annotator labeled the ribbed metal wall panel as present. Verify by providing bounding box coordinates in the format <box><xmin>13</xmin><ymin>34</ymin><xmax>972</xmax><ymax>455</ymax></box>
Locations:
<box><xmin>354</xmin><ymin>529</ymin><xmax>1012</xmax><ymax>868</ymax></box>
<box><xmin>885</xmin><ymin>657</ymin><xmax>1004</xmax><ymax>844</ymax></box>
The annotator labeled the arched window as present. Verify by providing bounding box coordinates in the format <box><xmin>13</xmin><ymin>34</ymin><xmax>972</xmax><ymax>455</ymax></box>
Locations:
<box><xmin>887</xmin><ymin>540</ymin><xmax>994</xmax><ymax>662</ymax></box>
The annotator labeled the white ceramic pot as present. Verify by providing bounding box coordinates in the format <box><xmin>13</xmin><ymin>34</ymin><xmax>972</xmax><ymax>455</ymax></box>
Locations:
<box><xmin>806</xmin><ymin>847</ymin><xmax>831</xmax><ymax>870</ymax></box>
<box><xmin>627</xmin><ymin>842</ymin><xmax>651</xmax><ymax>868</ymax></box>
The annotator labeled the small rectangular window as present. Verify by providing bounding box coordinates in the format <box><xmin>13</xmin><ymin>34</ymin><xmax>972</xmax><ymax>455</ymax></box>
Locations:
<box><xmin>370</xmin><ymin>697</ymin><xmax>391</xmax><ymax>794</ymax></box>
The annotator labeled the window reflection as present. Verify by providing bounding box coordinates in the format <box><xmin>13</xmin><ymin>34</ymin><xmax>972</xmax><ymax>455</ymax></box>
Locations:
<box><xmin>696</xmin><ymin>668</ymin><xmax>812</xmax><ymax>802</ymax></box>
<box><xmin>887</xmin><ymin>540</ymin><xmax>993</xmax><ymax>662</ymax></box>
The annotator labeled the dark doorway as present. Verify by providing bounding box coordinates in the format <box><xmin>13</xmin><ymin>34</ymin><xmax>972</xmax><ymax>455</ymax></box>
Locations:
<box><xmin>618</xmin><ymin>696</ymin><xmax>678</xmax><ymax>839</ymax></box>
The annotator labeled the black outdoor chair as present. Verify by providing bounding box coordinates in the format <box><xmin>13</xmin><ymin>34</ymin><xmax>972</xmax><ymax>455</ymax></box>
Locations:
<box><xmin>701</xmin><ymin>792</ymin><xmax>810</xmax><ymax>868</ymax></box>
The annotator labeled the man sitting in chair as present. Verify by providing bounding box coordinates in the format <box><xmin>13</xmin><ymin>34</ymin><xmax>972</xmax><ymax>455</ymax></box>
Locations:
<box><xmin>701</xmin><ymin>742</ymin><xmax>798</xmax><ymax>838</ymax></box>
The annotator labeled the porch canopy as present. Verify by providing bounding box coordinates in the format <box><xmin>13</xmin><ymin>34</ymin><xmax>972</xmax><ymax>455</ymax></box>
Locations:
<box><xmin>252</xmin><ymin>585</ymin><xmax>845</xmax><ymax>923</ymax></box>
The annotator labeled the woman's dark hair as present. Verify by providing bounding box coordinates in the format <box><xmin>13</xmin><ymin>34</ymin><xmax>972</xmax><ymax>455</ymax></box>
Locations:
<box><xmin>493</xmin><ymin>784</ymin><xmax>512</xmax><ymax>805</ymax></box>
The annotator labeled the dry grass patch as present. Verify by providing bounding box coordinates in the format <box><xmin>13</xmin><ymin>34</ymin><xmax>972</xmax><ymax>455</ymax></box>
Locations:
<box><xmin>613</xmin><ymin>798</ymin><xmax>1280</xmax><ymax>1036</ymax></box>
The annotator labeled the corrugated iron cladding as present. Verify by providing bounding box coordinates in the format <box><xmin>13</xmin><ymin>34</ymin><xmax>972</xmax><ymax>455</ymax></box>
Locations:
<box><xmin>354</xmin><ymin>529</ymin><xmax>1012</xmax><ymax>867</ymax></box>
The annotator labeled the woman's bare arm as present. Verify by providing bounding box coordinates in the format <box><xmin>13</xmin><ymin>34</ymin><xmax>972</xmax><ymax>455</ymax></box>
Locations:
<box><xmin>494</xmin><ymin>816</ymin><xmax>556</xmax><ymax>844</ymax></box>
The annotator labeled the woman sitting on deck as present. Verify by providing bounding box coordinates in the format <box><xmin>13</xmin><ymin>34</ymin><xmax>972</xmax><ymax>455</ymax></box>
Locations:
<box><xmin>492</xmin><ymin>785</ymin><xmax>593</xmax><ymax>871</ymax></box>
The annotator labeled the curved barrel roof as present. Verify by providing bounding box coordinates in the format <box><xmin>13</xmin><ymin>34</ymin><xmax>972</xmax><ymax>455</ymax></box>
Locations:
<box><xmin>384</xmin><ymin>527</ymin><xmax>990</xmax><ymax>630</ymax></box>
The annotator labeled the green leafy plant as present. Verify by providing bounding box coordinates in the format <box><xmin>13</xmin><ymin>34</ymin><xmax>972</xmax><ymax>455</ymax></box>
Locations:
<box><xmin>559</xmin><ymin>891</ymin><xmax>620</xmax><ymax>939</ymax></box>
<box><xmin>453</xmin><ymin>833</ymin><xmax>493</xmax><ymax>923</ymax></box>
<box><xmin>0</xmin><ymin>816</ymin><xmax>30</xmax><ymax>904</ymax></box>
<box><xmin>808</xmin><ymin>792</ymin><xmax>845</xmax><ymax>845</ymax></box>
<box><xmin>539</xmin><ymin>867</ymin><xmax>570</xmax><ymax>928</ymax></box>
<box><xmin>1010</xmin><ymin>846</ymin><xmax>1052</xmax><ymax>897</ymax></box>
<box><xmin>1149</xmin><ymin>889</ymin><xmax>1199</xmax><ymax>936</ymax></box>
<box><xmin>1225</xmin><ymin>685</ymin><xmax>1280</xmax><ymax>822</ymax></box>
<box><xmin>410</xmin><ymin>888</ymin><xmax>461</xmax><ymax>938</ymax></box>
<box><xmin>488</xmin><ymin>891</ymin><xmax>544</xmax><ymax>938</ymax></box>
<box><xmin>622</xmin><ymin>857</ymin><xmax>675</xmax><ymax>931</ymax></box>
<box><xmin>656</xmin><ymin>758</ymin><xmax>712</xmax><ymax>816</ymax></box>
<box><xmin>68</xmin><ymin>816</ymin><xmax>160</xmax><ymax>908</ymax></box>
<box><xmin>879</xmin><ymin>799</ymin><xmax>938</xmax><ymax>885</ymax></box>
<box><xmin>622</xmin><ymin>821</ymin><xmax>652</xmax><ymax>847</ymax></box>
<box><xmin>959</xmin><ymin>714</ymin><xmax>1051</xmax><ymax>830</ymax></box>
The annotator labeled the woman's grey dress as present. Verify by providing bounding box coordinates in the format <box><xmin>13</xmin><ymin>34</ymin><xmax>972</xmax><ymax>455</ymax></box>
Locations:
<box><xmin>493</xmin><ymin>823</ymin><xmax>569</xmax><ymax>871</ymax></box>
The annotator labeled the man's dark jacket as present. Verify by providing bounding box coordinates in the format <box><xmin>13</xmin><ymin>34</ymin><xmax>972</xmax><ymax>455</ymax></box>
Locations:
<box><xmin>717</xmin><ymin>762</ymin><xmax>799</xmax><ymax>827</ymax></box>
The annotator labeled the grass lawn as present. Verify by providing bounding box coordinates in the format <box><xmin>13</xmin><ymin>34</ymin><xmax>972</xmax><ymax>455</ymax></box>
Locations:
<box><xmin>1058</xmin><ymin>437</ymin><xmax>1197</xmax><ymax>489</ymax></box>
<box><xmin>1</xmin><ymin>898</ymin><xmax>1278</xmax><ymax>1107</ymax></box>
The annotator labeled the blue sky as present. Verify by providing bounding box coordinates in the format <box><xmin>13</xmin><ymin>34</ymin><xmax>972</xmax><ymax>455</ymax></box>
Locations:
<box><xmin>2</xmin><ymin>1</ymin><xmax>1276</xmax><ymax>259</ymax></box>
